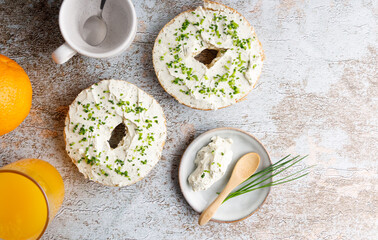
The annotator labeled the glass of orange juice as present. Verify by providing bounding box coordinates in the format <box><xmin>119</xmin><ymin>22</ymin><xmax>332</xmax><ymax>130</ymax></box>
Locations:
<box><xmin>0</xmin><ymin>159</ymin><xmax>64</xmax><ymax>240</ymax></box>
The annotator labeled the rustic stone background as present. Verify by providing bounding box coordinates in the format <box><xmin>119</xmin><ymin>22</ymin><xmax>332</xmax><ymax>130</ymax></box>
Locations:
<box><xmin>0</xmin><ymin>0</ymin><xmax>377</xmax><ymax>239</ymax></box>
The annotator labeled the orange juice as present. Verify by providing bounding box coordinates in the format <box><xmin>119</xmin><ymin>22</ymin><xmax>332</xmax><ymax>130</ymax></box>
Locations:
<box><xmin>0</xmin><ymin>159</ymin><xmax>64</xmax><ymax>240</ymax></box>
<box><xmin>0</xmin><ymin>172</ymin><xmax>48</xmax><ymax>240</ymax></box>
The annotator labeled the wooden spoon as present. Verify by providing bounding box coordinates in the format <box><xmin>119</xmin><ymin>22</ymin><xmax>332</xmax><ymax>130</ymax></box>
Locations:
<box><xmin>198</xmin><ymin>152</ymin><xmax>260</xmax><ymax>226</ymax></box>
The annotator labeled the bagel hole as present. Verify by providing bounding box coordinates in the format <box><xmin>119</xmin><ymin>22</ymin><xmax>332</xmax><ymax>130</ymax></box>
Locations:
<box><xmin>108</xmin><ymin>123</ymin><xmax>127</xmax><ymax>149</ymax></box>
<box><xmin>194</xmin><ymin>49</ymin><xmax>219</xmax><ymax>66</ymax></box>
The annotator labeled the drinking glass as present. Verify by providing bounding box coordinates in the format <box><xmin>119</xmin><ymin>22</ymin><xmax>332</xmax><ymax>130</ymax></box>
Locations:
<box><xmin>0</xmin><ymin>159</ymin><xmax>65</xmax><ymax>240</ymax></box>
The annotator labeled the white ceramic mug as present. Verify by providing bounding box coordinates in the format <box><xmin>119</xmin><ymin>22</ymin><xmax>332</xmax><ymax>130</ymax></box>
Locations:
<box><xmin>52</xmin><ymin>0</ymin><xmax>137</xmax><ymax>64</ymax></box>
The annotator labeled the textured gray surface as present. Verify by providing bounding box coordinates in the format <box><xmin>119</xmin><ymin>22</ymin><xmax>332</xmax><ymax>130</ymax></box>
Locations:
<box><xmin>0</xmin><ymin>0</ymin><xmax>377</xmax><ymax>239</ymax></box>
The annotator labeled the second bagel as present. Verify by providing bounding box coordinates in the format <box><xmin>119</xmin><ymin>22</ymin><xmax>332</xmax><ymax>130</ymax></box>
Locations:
<box><xmin>153</xmin><ymin>0</ymin><xmax>264</xmax><ymax>110</ymax></box>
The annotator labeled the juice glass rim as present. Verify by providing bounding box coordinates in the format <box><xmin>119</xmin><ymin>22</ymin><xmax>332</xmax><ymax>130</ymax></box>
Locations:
<box><xmin>0</xmin><ymin>169</ymin><xmax>50</xmax><ymax>240</ymax></box>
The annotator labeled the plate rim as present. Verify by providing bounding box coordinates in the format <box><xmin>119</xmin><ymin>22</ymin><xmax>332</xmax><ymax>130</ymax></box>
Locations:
<box><xmin>178</xmin><ymin>127</ymin><xmax>272</xmax><ymax>223</ymax></box>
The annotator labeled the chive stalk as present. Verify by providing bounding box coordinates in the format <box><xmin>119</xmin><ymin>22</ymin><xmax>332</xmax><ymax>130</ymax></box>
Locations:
<box><xmin>221</xmin><ymin>155</ymin><xmax>313</xmax><ymax>203</ymax></box>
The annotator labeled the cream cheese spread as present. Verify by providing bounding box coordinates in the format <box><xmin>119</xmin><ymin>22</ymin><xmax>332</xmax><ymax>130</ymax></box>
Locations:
<box><xmin>153</xmin><ymin>0</ymin><xmax>264</xmax><ymax>110</ymax></box>
<box><xmin>64</xmin><ymin>80</ymin><xmax>167</xmax><ymax>186</ymax></box>
<box><xmin>188</xmin><ymin>136</ymin><xmax>233</xmax><ymax>191</ymax></box>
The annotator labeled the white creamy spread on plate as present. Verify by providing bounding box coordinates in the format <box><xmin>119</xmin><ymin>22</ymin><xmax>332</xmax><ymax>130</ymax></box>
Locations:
<box><xmin>64</xmin><ymin>80</ymin><xmax>167</xmax><ymax>186</ymax></box>
<box><xmin>188</xmin><ymin>136</ymin><xmax>233</xmax><ymax>191</ymax></box>
<box><xmin>153</xmin><ymin>1</ymin><xmax>264</xmax><ymax>110</ymax></box>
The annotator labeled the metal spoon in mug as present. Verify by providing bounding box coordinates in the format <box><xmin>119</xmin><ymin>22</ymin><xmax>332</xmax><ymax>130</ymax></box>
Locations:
<box><xmin>198</xmin><ymin>152</ymin><xmax>260</xmax><ymax>226</ymax></box>
<box><xmin>82</xmin><ymin>0</ymin><xmax>107</xmax><ymax>46</ymax></box>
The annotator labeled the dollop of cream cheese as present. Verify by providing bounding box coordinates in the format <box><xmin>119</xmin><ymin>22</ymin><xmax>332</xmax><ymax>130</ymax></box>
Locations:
<box><xmin>188</xmin><ymin>136</ymin><xmax>233</xmax><ymax>191</ymax></box>
<box><xmin>64</xmin><ymin>80</ymin><xmax>167</xmax><ymax>186</ymax></box>
<box><xmin>153</xmin><ymin>1</ymin><xmax>264</xmax><ymax>110</ymax></box>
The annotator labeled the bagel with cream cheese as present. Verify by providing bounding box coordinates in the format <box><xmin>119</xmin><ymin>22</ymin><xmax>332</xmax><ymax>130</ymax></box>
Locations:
<box><xmin>153</xmin><ymin>0</ymin><xmax>264</xmax><ymax>110</ymax></box>
<box><xmin>64</xmin><ymin>80</ymin><xmax>167</xmax><ymax>187</ymax></box>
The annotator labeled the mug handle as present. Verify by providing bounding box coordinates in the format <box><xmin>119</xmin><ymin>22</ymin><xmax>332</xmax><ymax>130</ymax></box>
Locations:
<box><xmin>52</xmin><ymin>43</ymin><xmax>77</xmax><ymax>64</ymax></box>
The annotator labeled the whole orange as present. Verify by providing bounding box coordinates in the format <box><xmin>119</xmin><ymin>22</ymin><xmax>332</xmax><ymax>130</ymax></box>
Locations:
<box><xmin>0</xmin><ymin>54</ymin><xmax>32</xmax><ymax>136</ymax></box>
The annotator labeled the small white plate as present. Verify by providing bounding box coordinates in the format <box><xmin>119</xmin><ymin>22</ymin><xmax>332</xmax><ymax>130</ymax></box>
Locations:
<box><xmin>179</xmin><ymin>127</ymin><xmax>272</xmax><ymax>223</ymax></box>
